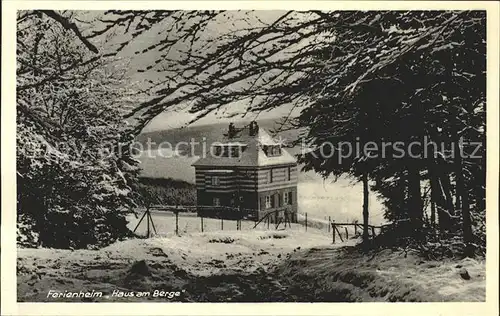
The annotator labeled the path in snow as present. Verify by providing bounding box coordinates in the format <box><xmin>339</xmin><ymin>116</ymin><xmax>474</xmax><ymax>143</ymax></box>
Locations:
<box><xmin>17</xmin><ymin>228</ymin><xmax>485</xmax><ymax>302</ymax></box>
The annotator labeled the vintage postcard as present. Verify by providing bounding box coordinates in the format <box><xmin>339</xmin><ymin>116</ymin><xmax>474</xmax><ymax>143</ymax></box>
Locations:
<box><xmin>1</xmin><ymin>1</ymin><xmax>499</xmax><ymax>315</ymax></box>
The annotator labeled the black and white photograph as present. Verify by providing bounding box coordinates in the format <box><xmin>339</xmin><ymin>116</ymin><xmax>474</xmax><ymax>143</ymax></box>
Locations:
<box><xmin>2</xmin><ymin>1</ymin><xmax>499</xmax><ymax>314</ymax></box>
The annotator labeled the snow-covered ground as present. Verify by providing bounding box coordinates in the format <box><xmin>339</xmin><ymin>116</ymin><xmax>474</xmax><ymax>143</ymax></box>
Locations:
<box><xmin>17</xmin><ymin>220</ymin><xmax>485</xmax><ymax>302</ymax></box>
<box><xmin>275</xmin><ymin>247</ymin><xmax>485</xmax><ymax>302</ymax></box>
<box><xmin>17</xmin><ymin>227</ymin><xmax>342</xmax><ymax>302</ymax></box>
<box><xmin>106</xmin><ymin>228</ymin><xmax>338</xmax><ymax>277</ymax></box>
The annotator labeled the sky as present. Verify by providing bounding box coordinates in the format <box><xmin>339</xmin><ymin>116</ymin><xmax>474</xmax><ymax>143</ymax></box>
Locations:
<box><xmin>79</xmin><ymin>10</ymin><xmax>300</xmax><ymax>132</ymax></box>
<box><xmin>142</xmin><ymin>99</ymin><xmax>302</xmax><ymax>131</ymax></box>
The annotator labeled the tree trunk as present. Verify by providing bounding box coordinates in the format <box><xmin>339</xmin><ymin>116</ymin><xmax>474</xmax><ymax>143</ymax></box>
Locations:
<box><xmin>430</xmin><ymin>201</ymin><xmax>436</xmax><ymax>227</ymax></box>
<box><xmin>461</xmin><ymin>184</ymin><xmax>473</xmax><ymax>256</ymax></box>
<box><xmin>439</xmin><ymin>172</ymin><xmax>456</xmax><ymax>232</ymax></box>
<box><xmin>428</xmin><ymin>157</ymin><xmax>444</xmax><ymax>230</ymax></box>
<box><xmin>428</xmin><ymin>157</ymin><xmax>451</xmax><ymax>232</ymax></box>
<box><xmin>475</xmin><ymin>184</ymin><xmax>486</xmax><ymax>212</ymax></box>
<box><xmin>455</xmin><ymin>148</ymin><xmax>474</xmax><ymax>256</ymax></box>
<box><xmin>362</xmin><ymin>172</ymin><xmax>369</xmax><ymax>245</ymax></box>
<box><xmin>407</xmin><ymin>162</ymin><xmax>423</xmax><ymax>234</ymax></box>
<box><xmin>454</xmin><ymin>156</ymin><xmax>462</xmax><ymax>211</ymax></box>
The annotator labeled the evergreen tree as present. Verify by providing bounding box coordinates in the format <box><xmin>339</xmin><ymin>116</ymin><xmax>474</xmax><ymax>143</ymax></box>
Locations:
<box><xmin>17</xmin><ymin>11</ymin><xmax>141</xmax><ymax>248</ymax></box>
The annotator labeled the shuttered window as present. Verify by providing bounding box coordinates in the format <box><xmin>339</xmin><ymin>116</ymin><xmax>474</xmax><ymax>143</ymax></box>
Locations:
<box><xmin>265</xmin><ymin>196</ymin><xmax>271</xmax><ymax>208</ymax></box>
<box><xmin>266</xmin><ymin>170</ymin><xmax>272</xmax><ymax>183</ymax></box>
<box><xmin>211</xmin><ymin>176</ymin><xmax>220</xmax><ymax>186</ymax></box>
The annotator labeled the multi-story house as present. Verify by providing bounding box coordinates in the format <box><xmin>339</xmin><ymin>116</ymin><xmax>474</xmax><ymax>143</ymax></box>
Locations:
<box><xmin>191</xmin><ymin>122</ymin><xmax>298</xmax><ymax>222</ymax></box>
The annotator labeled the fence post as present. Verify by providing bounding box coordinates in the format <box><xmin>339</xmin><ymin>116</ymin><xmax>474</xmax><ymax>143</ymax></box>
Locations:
<box><xmin>221</xmin><ymin>218</ymin><xmax>224</xmax><ymax>230</ymax></box>
<box><xmin>147</xmin><ymin>209</ymin><xmax>150</xmax><ymax>238</ymax></box>
<box><xmin>345</xmin><ymin>227</ymin><xmax>349</xmax><ymax>240</ymax></box>
<box><xmin>175</xmin><ymin>211</ymin><xmax>179</xmax><ymax>236</ymax></box>
<box><xmin>267</xmin><ymin>216</ymin><xmax>270</xmax><ymax>229</ymax></box>
<box><xmin>305</xmin><ymin>212</ymin><xmax>308</xmax><ymax>232</ymax></box>
<box><xmin>354</xmin><ymin>221</ymin><xmax>358</xmax><ymax>236</ymax></box>
<box><xmin>201</xmin><ymin>216</ymin><xmax>204</xmax><ymax>233</ymax></box>
<box><xmin>371</xmin><ymin>226</ymin><xmax>375</xmax><ymax>238</ymax></box>
<box><xmin>335</xmin><ymin>225</ymin><xmax>344</xmax><ymax>242</ymax></box>
<box><xmin>285</xmin><ymin>210</ymin><xmax>291</xmax><ymax>228</ymax></box>
<box><xmin>332</xmin><ymin>221</ymin><xmax>335</xmax><ymax>244</ymax></box>
<box><xmin>328</xmin><ymin>216</ymin><xmax>331</xmax><ymax>232</ymax></box>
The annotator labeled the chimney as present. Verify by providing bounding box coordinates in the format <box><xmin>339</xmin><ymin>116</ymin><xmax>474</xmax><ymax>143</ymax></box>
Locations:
<box><xmin>249</xmin><ymin>121</ymin><xmax>259</xmax><ymax>136</ymax></box>
<box><xmin>228</xmin><ymin>122</ymin><xmax>235</xmax><ymax>138</ymax></box>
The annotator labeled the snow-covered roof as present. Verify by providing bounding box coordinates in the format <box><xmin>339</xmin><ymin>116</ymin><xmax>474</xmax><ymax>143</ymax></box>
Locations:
<box><xmin>192</xmin><ymin>126</ymin><xmax>296</xmax><ymax>168</ymax></box>
<box><xmin>204</xmin><ymin>169</ymin><xmax>235</xmax><ymax>173</ymax></box>
<box><xmin>215</xmin><ymin>142</ymin><xmax>247</xmax><ymax>146</ymax></box>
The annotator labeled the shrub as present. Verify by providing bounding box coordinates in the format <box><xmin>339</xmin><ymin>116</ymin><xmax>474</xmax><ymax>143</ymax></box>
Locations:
<box><xmin>137</xmin><ymin>177</ymin><xmax>196</xmax><ymax>208</ymax></box>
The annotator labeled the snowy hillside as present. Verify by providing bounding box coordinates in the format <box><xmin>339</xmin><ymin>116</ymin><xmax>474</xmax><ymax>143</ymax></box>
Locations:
<box><xmin>17</xmin><ymin>227</ymin><xmax>485</xmax><ymax>302</ymax></box>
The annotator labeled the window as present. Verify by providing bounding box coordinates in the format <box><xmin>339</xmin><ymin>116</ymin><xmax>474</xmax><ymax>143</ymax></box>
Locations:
<box><xmin>213</xmin><ymin>145</ymin><xmax>222</xmax><ymax>156</ymax></box>
<box><xmin>213</xmin><ymin>197</ymin><xmax>221</xmax><ymax>206</ymax></box>
<box><xmin>272</xmin><ymin>146</ymin><xmax>282</xmax><ymax>156</ymax></box>
<box><xmin>222</xmin><ymin>145</ymin><xmax>230</xmax><ymax>157</ymax></box>
<box><xmin>213</xmin><ymin>144</ymin><xmax>246</xmax><ymax>158</ymax></box>
<box><xmin>287</xmin><ymin>192</ymin><xmax>293</xmax><ymax>205</ymax></box>
<box><xmin>283</xmin><ymin>192</ymin><xmax>289</xmax><ymax>205</ymax></box>
<box><xmin>229</xmin><ymin>146</ymin><xmax>241</xmax><ymax>158</ymax></box>
<box><xmin>240</xmin><ymin>170</ymin><xmax>251</xmax><ymax>181</ymax></box>
<box><xmin>266</xmin><ymin>170</ymin><xmax>272</xmax><ymax>183</ymax></box>
<box><xmin>262</xmin><ymin>145</ymin><xmax>269</xmax><ymax>156</ymax></box>
<box><xmin>265</xmin><ymin>195</ymin><xmax>271</xmax><ymax>209</ymax></box>
<box><xmin>263</xmin><ymin>145</ymin><xmax>282</xmax><ymax>157</ymax></box>
<box><xmin>284</xmin><ymin>167</ymin><xmax>290</xmax><ymax>181</ymax></box>
<box><xmin>229</xmin><ymin>146</ymin><xmax>235</xmax><ymax>157</ymax></box>
<box><xmin>211</xmin><ymin>176</ymin><xmax>220</xmax><ymax>186</ymax></box>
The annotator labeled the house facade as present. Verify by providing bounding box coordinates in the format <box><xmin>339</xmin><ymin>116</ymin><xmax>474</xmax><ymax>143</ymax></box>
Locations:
<box><xmin>191</xmin><ymin>122</ymin><xmax>298</xmax><ymax>222</ymax></box>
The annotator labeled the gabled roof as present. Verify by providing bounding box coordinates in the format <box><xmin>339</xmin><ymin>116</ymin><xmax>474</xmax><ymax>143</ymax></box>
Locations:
<box><xmin>192</xmin><ymin>126</ymin><xmax>296</xmax><ymax>168</ymax></box>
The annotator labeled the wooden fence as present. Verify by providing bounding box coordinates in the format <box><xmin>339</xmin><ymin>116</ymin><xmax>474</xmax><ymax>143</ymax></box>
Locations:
<box><xmin>252</xmin><ymin>209</ymin><xmax>293</xmax><ymax>230</ymax></box>
<box><xmin>133</xmin><ymin>205</ymin><xmax>250</xmax><ymax>237</ymax></box>
<box><xmin>330</xmin><ymin>219</ymin><xmax>411</xmax><ymax>243</ymax></box>
<box><xmin>149</xmin><ymin>204</ymin><xmax>259</xmax><ymax>220</ymax></box>
<box><xmin>136</xmin><ymin>204</ymin><xmax>406</xmax><ymax>244</ymax></box>
<box><xmin>133</xmin><ymin>205</ymin><xmax>301</xmax><ymax>237</ymax></box>
<box><xmin>330</xmin><ymin>221</ymin><xmax>378</xmax><ymax>243</ymax></box>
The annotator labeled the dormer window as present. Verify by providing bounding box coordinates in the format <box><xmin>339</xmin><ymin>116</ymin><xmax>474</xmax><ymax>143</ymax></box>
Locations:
<box><xmin>230</xmin><ymin>146</ymin><xmax>240</xmax><ymax>158</ymax></box>
<box><xmin>272</xmin><ymin>146</ymin><xmax>281</xmax><ymax>156</ymax></box>
<box><xmin>214</xmin><ymin>145</ymin><xmax>223</xmax><ymax>156</ymax></box>
<box><xmin>263</xmin><ymin>145</ymin><xmax>281</xmax><ymax>157</ymax></box>
<box><xmin>212</xmin><ymin>144</ymin><xmax>247</xmax><ymax>158</ymax></box>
